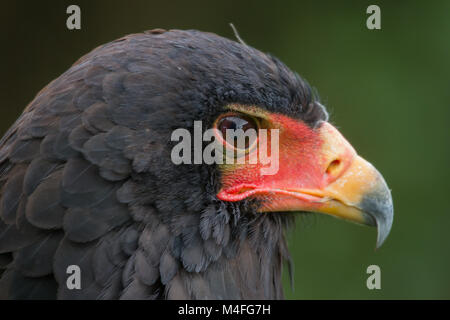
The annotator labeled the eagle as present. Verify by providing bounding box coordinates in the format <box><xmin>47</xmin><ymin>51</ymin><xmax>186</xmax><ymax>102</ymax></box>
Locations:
<box><xmin>0</xmin><ymin>29</ymin><xmax>393</xmax><ymax>299</ymax></box>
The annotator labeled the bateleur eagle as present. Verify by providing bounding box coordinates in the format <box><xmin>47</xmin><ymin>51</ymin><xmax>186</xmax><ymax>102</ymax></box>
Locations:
<box><xmin>0</xmin><ymin>29</ymin><xmax>393</xmax><ymax>299</ymax></box>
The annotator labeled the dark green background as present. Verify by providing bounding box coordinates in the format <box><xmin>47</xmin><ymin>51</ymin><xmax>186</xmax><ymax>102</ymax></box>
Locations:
<box><xmin>1</xmin><ymin>0</ymin><xmax>449</xmax><ymax>299</ymax></box>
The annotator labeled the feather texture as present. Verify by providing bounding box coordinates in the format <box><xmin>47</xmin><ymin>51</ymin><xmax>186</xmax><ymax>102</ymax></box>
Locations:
<box><xmin>0</xmin><ymin>29</ymin><xmax>316</xmax><ymax>299</ymax></box>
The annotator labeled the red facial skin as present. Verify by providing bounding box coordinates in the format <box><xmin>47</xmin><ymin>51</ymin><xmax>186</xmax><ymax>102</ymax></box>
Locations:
<box><xmin>216</xmin><ymin>113</ymin><xmax>354</xmax><ymax>211</ymax></box>
<box><xmin>216</xmin><ymin>108</ymin><xmax>393</xmax><ymax>248</ymax></box>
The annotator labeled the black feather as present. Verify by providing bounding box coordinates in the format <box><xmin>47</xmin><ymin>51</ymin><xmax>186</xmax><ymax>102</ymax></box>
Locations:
<box><xmin>23</xmin><ymin>157</ymin><xmax>61</xmax><ymax>196</ymax></box>
<box><xmin>15</xmin><ymin>231</ymin><xmax>63</xmax><ymax>277</ymax></box>
<box><xmin>26</xmin><ymin>169</ymin><xmax>65</xmax><ymax>229</ymax></box>
<box><xmin>0</xmin><ymin>165</ymin><xmax>27</xmax><ymax>224</ymax></box>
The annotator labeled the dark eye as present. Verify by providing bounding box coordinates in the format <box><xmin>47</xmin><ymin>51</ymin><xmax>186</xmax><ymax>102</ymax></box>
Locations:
<box><xmin>216</xmin><ymin>114</ymin><xmax>258</xmax><ymax>150</ymax></box>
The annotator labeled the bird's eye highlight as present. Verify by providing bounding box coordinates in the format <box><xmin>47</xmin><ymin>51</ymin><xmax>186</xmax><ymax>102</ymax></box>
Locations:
<box><xmin>215</xmin><ymin>113</ymin><xmax>259</xmax><ymax>151</ymax></box>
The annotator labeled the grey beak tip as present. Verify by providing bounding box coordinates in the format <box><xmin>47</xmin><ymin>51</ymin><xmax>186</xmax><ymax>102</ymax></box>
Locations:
<box><xmin>361</xmin><ymin>185</ymin><xmax>394</xmax><ymax>249</ymax></box>
<box><xmin>375</xmin><ymin>208</ymin><xmax>394</xmax><ymax>248</ymax></box>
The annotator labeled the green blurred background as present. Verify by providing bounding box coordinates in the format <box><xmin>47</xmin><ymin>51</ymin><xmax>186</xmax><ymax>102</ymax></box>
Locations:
<box><xmin>1</xmin><ymin>0</ymin><xmax>449</xmax><ymax>299</ymax></box>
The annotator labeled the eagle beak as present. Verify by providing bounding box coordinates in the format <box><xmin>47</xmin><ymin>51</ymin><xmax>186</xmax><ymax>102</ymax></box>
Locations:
<box><xmin>217</xmin><ymin>119</ymin><xmax>394</xmax><ymax>248</ymax></box>
<box><xmin>259</xmin><ymin>122</ymin><xmax>394</xmax><ymax>248</ymax></box>
<box><xmin>300</xmin><ymin>154</ymin><xmax>394</xmax><ymax>248</ymax></box>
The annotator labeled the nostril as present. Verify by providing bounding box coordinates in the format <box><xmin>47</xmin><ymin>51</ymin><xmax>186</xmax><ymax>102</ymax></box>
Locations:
<box><xmin>326</xmin><ymin>159</ymin><xmax>341</xmax><ymax>175</ymax></box>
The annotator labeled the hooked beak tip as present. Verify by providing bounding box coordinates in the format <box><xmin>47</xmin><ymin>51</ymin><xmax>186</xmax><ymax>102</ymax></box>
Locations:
<box><xmin>360</xmin><ymin>187</ymin><xmax>394</xmax><ymax>249</ymax></box>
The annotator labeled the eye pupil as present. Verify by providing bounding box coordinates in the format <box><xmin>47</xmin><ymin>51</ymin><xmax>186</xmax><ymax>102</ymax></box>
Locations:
<box><xmin>219</xmin><ymin>118</ymin><xmax>238</xmax><ymax>136</ymax></box>
<box><xmin>217</xmin><ymin>114</ymin><xmax>257</xmax><ymax>149</ymax></box>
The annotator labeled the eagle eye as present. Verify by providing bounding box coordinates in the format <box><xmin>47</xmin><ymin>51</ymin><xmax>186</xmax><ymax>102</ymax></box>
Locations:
<box><xmin>215</xmin><ymin>113</ymin><xmax>259</xmax><ymax>151</ymax></box>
